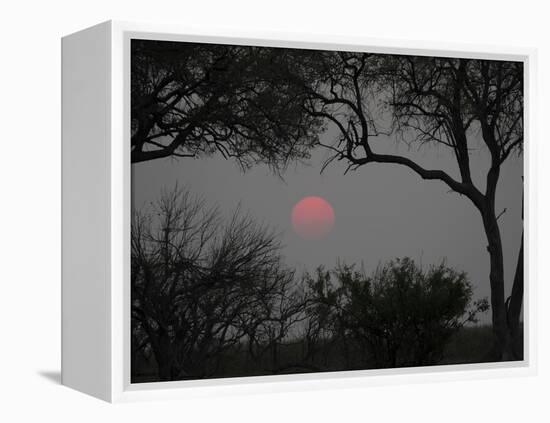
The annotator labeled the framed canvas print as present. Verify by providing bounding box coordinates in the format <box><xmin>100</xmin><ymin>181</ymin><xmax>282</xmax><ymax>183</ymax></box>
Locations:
<box><xmin>61</xmin><ymin>21</ymin><xmax>536</xmax><ymax>402</ymax></box>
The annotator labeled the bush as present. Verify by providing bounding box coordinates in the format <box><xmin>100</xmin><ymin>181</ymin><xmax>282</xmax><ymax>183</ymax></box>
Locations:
<box><xmin>304</xmin><ymin>258</ymin><xmax>489</xmax><ymax>368</ymax></box>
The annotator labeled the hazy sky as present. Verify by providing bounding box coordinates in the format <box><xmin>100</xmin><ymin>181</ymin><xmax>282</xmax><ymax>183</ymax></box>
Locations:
<box><xmin>132</xmin><ymin>127</ymin><xmax>523</xmax><ymax>323</ymax></box>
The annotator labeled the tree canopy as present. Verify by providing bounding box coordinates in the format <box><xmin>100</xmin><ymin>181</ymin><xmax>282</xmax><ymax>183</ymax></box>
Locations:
<box><xmin>131</xmin><ymin>40</ymin><xmax>323</xmax><ymax>171</ymax></box>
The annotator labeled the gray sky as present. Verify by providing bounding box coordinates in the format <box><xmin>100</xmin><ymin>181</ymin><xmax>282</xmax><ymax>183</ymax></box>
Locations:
<box><xmin>132</xmin><ymin>127</ymin><xmax>523</xmax><ymax>323</ymax></box>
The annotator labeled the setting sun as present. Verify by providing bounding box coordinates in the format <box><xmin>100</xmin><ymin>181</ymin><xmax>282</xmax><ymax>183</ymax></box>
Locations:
<box><xmin>291</xmin><ymin>196</ymin><xmax>335</xmax><ymax>240</ymax></box>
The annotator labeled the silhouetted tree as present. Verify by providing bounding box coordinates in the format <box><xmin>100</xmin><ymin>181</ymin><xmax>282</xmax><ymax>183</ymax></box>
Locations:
<box><xmin>295</xmin><ymin>52</ymin><xmax>523</xmax><ymax>360</ymax></box>
<box><xmin>131</xmin><ymin>40</ymin><xmax>323</xmax><ymax>170</ymax></box>
<box><xmin>304</xmin><ymin>259</ymin><xmax>489</xmax><ymax>368</ymax></box>
<box><xmin>131</xmin><ymin>186</ymin><xmax>298</xmax><ymax>380</ymax></box>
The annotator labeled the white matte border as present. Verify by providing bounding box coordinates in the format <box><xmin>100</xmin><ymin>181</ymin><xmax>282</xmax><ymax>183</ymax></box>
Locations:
<box><xmin>109</xmin><ymin>20</ymin><xmax>537</xmax><ymax>403</ymax></box>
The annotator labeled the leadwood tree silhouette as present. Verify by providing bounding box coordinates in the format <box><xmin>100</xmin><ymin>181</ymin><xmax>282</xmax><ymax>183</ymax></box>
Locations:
<box><xmin>131</xmin><ymin>187</ymin><xmax>302</xmax><ymax>381</ymax></box>
<box><xmin>290</xmin><ymin>52</ymin><xmax>523</xmax><ymax>360</ymax></box>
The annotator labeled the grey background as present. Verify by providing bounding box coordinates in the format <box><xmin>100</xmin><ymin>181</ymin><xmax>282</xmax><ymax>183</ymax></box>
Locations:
<box><xmin>132</xmin><ymin>127</ymin><xmax>523</xmax><ymax>323</ymax></box>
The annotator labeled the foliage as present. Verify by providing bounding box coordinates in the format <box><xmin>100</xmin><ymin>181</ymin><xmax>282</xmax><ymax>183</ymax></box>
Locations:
<box><xmin>131</xmin><ymin>40</ymin><xmax>323</xmax><ymax>170</ymax></box>
<box><xmin>303</xmin><ymin>258</ymin><xmax>489</xmax><ymax>367</ymax></box>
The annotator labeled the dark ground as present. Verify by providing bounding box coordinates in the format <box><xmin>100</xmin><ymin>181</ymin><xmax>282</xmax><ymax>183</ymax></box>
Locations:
<box><xmin>132</xmin><ymin>324</ymin><xmax>523</xmax><ymax>383</ymax></box>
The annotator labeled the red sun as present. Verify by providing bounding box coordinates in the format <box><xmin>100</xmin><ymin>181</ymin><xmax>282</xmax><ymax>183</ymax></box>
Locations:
<box><xmin>291</xmin><ymin>196</ymin><xmax>335</xmax><ymax>240</ymax></box>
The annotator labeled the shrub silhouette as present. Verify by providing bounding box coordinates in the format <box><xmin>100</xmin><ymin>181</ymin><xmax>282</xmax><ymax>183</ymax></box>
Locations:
<box><xmin>304</xmin><ymin>259</ymin><xmax>489</xmax><ymax>368</ymax></box>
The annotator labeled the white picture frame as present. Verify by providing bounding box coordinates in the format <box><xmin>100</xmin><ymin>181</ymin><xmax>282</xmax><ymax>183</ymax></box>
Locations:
<box><xmin>61</xmin><ymin>20</ymin><xmax>537</xmax><ymax>403</ymax></box>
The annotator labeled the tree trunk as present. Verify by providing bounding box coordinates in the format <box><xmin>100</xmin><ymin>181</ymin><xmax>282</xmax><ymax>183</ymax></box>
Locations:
<box><xmin>507</xmin><ymin>233</ymin><xmax>524</xmax><ymax>359</ymax></box>
<box><xmin>481</xmin><ymin>208</ymin><xmax>515</xmax><ymax>361</ymax></box>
